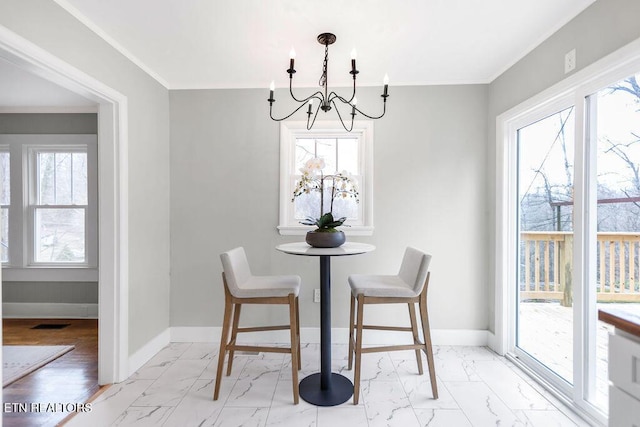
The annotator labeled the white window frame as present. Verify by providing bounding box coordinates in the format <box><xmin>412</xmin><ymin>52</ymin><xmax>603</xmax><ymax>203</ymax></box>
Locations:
<box><xmin>0</xmin><ymin>145</ymin><xmax>9</xmax><ymax>263</ymax></box>
<box><xmin>278</xmin><ymin>121</ymin><xmax>374</xmax><ymax>236</ymax></box>
<box><xmin>0</xmin><ymin>134</ymin><xmax>98</xmax><ymax>281</ymax></box>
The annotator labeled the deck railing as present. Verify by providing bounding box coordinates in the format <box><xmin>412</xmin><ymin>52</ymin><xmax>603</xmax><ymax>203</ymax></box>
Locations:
<box><xmin>521</xmin><ymin>231</ymin><xmax>640</xmax><ymax>303</ymax></box>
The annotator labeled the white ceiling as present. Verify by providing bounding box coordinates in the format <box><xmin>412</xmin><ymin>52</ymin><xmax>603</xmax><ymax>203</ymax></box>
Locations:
<box><xmin>53</xmin><ymin>0</ymin><xmax>595</xmax><ymax>90</ymax></box>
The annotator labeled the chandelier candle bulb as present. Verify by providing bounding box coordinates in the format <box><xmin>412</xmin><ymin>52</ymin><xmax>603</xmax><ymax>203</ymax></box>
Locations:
<box><xmin>289</xmin><ymin>48</ymin><xmax>296</xmax><ymax>73</ymax></box>
<box><xmin>351</xmin><ymin>48</ymin><xmax>357</xmax><ymax>73</ymax></box>
<box><xmin>352</xmin><ymin>97</ymin><xmax>357</xmax><ymax>115</ymax></box>
<box><xmin>307</xmin><ymin>99</ymin><xmax>313</xmax><ymax>115</ymax></box>
<box><xmin>269</xmin><ymin>81</ymin><xmax>275</xmax><ymax>101</ymax></box>
<box><xmin>383</xmin><ymin>74</ymin><xmax>389</xmax><ymax>96</ymax></box>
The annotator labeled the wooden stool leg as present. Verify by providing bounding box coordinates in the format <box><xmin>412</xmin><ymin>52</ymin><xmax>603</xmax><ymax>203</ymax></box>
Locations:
<box><xmin>419</xmin><ymin>285</ymin><xmax>438</xmax><ymax>399</ymax></box>
<box><xmin>214</xmin><ymin>289</ymin><xmax>234</xmax><ymax>400</ymax></box>
<box><xmin>288</xmin><ymin>294</ymin><xmax>300</xmax><ymax>404</ymax></box>
<box><xmin>353</xmin><ymin>294</ymin><xmax>365</xmax><ymax>404</ymax></box>
<box><xmin>295</xmin><ymin>296</ymin><xmax>301</xmax><ymax>370</ymax></box>
<box><xmin>408</xmin><ymin>302</ymin><xmax>424</xmax><ymax>375</ymax></box>
<box><xmin>348</xmin><ymin>293</ymin><xmax>356</xmax><ymax>370</ymax></box>
<box><xmin>226</xmin><ymin>303</ymin><xmax>242</xmax><ymax>376</ymax></box>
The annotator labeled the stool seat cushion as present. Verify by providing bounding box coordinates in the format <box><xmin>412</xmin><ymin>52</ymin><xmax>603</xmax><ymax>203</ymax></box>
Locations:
<box><xmin>220</xmin><ymin>247</ymin><xmax>300</xmax><ymax>298</ymax></box>
<box><xmin>349</xmin><ymin>274</ymin><xmax>418</xmax><ymax>298</ymax></box>
<box><xmin>236</xmin><ymin>275</ymin><xmax>301</xmax><ymax>298</ymax></box>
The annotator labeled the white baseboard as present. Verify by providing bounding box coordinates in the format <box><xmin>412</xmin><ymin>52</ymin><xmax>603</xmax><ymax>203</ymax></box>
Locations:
<box><xmin>2</xmin><ymin>302</ymin><xmax>98</xmax><ymax>318</ymax></box>
<box><xmin>128</xmin><ymin>328</ymin><xmax>171</xmax><ymax>376</ymax></box>
<box><xmin>487</xmin><ymin>331</ymin><xmax>505</xmax><ymax>355</ymax></box>
<box><xmin>170</xmin><ymin>326</ymin><xmax>489</xmax><ymax>346</ymax></box>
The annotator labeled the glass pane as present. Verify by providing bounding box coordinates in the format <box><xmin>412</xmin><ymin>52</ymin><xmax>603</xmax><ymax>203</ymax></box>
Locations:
<box><xmin>293</xmin><ymin>179</ymin><xmax>359</xmax><ymax>221</ymax></box>
<box><xmin>38</xmin><ymin>152</ymin><xmax>87</xmax><ymax>205</ymax></box>
<box><xmin>295</xmin><ymin>139</ymin><xmax>316</xmax><ymax>171</ymax></box>
<box><xmin>0</xmin><ymin>151</ymin><xmax>9</xmax><ymax>205</ymax></box>
<box><xmin>1</xmin><ymin>207</ymin><xmax>8</xmax><ymax>263</ymax></box>
<box><xmin>517</xmin><ymin>106</ymin><xmax>575</xmax><ymax>385</ymax></box>
<box><xmin>38</xmin><ymin>152</ymin><xmax>55</xmax><ymax>205</ymax></box>
<box><xmin>337</xmin><ymin>138</ymin><xmax>359</xmax><ymax>173</ymax></box>
<box><xmin>593</xmin><ymin>72</ymin><xmax>640</xmax><ymax>411</ymax></box>
<box><xmin>72</xmin><ymin>153</ymin><xmax>88</xmax><ymax>204</ymax></box>
<box><xmin>35</xmin><ymin>208</ymin><xmax>85</xmax><ymax>263</ymax></box>
<box><xmin>316</xmin><ymin>139</ymin><xmax>337</xmax><ymax>173</ymax></box>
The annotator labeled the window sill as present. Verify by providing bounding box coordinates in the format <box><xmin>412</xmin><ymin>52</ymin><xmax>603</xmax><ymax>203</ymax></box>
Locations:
<box><xmin>1</xmin><ymin>267</ymin><xmax>98</xmax><ymax>282</ymax></box>
<box><xmin>277</xmin><ymin>225</ymin><xmax>374</xmax><ymax>236</ymax></box>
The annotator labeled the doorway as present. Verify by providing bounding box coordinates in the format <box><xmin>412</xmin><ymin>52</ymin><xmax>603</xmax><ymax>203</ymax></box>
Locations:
<box><xmin>0</xmin><ymin>25</ymin><xmax>128</xmax><ymax>385</ymax></box>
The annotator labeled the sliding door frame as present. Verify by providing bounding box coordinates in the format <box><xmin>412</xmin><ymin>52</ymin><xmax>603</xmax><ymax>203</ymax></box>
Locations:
<box><xmin>495</xmin><ymin>37</ymin><xmax>640</xmax><ymax>426</ymax></box>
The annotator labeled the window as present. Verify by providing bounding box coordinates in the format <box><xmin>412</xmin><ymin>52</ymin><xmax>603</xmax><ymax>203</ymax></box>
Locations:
<box><xmin>0</xmin><ymin>135</ymin><xmax>97</xmax><ymax>279</ymax></box>
<box><xmin>30</xmin><ymin>149</ymin><xmax>88</xmax><ymax>263</ymax></box>
<box><xmin>278</xmin><ymin>121</ymin><xmax>373</xmax><ymax>235</ymax></box>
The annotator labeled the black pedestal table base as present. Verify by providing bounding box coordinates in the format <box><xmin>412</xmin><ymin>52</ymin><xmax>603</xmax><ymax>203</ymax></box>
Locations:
<box><xmin>299</xmin><ymin>373</ymin><xmax>353</xmax><ymax>406</ymax></box>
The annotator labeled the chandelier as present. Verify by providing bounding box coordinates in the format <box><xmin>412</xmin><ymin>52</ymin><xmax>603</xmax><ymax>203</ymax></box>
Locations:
<box><xmin>268</xmin><ymin>33</ymin><xmax>389</xmax><ymax>132</ymax></box>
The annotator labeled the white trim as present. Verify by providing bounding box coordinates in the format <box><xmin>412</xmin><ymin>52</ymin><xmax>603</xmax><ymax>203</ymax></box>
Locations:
<box><xmin>278</xmin><ymin>120</ymin><xmax>374</xmax><ymax>236</ymax></box>
<box><xmin>51</xmin><ymin>0</ymin><xmax>169</xmax><ymax>89</ymax></box>
<box><xmin>2</xmin><ymin>302</ymin><xmax>98</xmax><ymax>318</ymax></box>
<box><xmin>0</xmin><ymin>24</ymin><xmax>129</xmax><ymax>384</ymax></box>
<box><xmin>128</xmin><ymin>328</ymin><xmax>171</xmax><ymax>377</ymax></box>
<box><xmin>170</xmin><ymin>326</ymin><xmax>489</xmax><ymax>346</ymax></box>
<box><xmin>0</xmin><ymin>106</ymin><xmax>98</xmax><ymax>114</ymax></box>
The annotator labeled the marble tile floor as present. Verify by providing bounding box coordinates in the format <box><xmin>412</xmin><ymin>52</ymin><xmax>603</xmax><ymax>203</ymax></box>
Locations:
<box><xmin>65</xmin><ymin>343</ymin><xmax>594</xmax><ymax>427</ymax></box>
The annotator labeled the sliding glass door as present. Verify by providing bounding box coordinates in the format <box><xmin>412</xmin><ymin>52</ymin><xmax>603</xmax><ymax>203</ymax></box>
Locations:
<box><xmin>508</xmin><ymin>69</ymin><xmax>640</xmax><ymax>422</ymax></box>
<box><xmin>516</xmin><ymin>106</ymin><xmax>575</xmax><ymax>388</ymax></box>
<box><xmin>591</xmin><ymin>73</ymin><xmax>640</xmax><ymax>409</ymax></box>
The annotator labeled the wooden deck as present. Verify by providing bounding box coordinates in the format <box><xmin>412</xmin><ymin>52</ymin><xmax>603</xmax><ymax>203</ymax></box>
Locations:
<box><xmin>518</xmin><ymin>301</ymin><xmax>640</xmax><ymax>410</ymax></box>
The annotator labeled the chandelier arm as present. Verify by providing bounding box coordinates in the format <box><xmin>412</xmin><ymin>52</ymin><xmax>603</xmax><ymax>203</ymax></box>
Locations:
<box><xmin>269</xmin><ymin>101</ymin><xmax>314</xmax><ymax>122</ymax></box>
<box><xmin>287</xmin><ymin>78</ymin><xmax>324</xmax><ymax>103</ymax></box>
<box><xmin>330</xmin><ymin>98</ymin><xmax>355</xmax><ymax>132</ymax></box>
<box><xmin>270</xmin><ymin>92</ymin><xmax>325</xmax><ymax>122</ymax></box>
<box><xmin>306</xmin><ymin>104</ymin><xmax>322</xmax><ymax>130</ymax></box>
<box><xmin>333</xmin><ymin>94</ymin><xmax>388</xmax><ymax>120</ymax></box>
<box><xmin>343</xmin><ymin>75</ymin><xmax>357</xmax><ymax>104</ymax></box>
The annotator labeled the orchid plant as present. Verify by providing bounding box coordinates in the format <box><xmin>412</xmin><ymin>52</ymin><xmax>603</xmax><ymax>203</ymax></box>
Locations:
<box><xmin>292</xmin><ymin>157</ymin><xmax>359</xmax><ymax>232</ymax></box>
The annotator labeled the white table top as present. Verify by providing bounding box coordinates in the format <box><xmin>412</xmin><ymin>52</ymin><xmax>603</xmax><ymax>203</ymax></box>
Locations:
<box><xmin>276</xmin><ymin>242</ymin><xmax>375</xmax><ymax>257</ymax></box>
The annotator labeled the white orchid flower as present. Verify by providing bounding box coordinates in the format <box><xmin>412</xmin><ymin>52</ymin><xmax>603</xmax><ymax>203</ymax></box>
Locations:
<box><xmin>305</xmin><ymin>157</ymin><xmax>325</xmax><ymax>171</ymax></box>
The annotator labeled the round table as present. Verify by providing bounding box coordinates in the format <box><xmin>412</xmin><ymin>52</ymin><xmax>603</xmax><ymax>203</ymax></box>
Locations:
<box><xmin>276</xmin><ymin>241</ymin><xmax>375</xmax><ymax>406</ymax></box>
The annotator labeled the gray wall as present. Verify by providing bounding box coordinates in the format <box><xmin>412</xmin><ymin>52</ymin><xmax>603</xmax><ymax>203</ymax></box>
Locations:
<box><xmin>3</xmin><ymin>282</ymin><xmax>97</xmax><ymax>303</ymax></box>
<box><xmin>0</xmin><ymin>0</ymin><xmax>171</xmax><ymax>354</ymax></box>
<box><xmin>0</xmin><ymin>113</ymin><xmax>98</xmax><ymax>305</ymax></box>
<box><xmin>170</xmin><ymin>84</ymin><xmax>489</xmax><ymax>331</ymax></box>
<box><xmin>486</xmin><ymin>0</ymin><xmax>640</xmax><ymax>332</ymax></box>
<box><xmin>0</xmin><ymin>113</ymin><xmax>97</xmax><ymax>133</ymax></box>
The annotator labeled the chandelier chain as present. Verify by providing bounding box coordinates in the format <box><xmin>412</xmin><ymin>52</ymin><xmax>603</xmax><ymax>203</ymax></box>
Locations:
<box><xmin>319</xmin><ymin>43</ymin><xmax>329</xmax><ymax>88</ymax></box>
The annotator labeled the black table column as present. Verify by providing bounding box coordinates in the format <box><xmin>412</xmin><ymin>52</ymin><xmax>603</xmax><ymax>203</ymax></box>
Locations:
<box><xmin>298</xmin><ymin>255</ymin><xmax>354</xmax><ymax>406</ymax></box>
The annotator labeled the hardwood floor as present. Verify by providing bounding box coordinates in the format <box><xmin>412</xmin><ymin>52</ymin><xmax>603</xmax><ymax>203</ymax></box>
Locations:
<box><xmin>2</xmin><ymin>319</ymin><xmax>100</xmax><ymax>427</ymax></box>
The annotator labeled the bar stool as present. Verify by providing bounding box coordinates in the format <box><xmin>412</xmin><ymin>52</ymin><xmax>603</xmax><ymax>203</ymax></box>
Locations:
<box><xmin>347</xmin><ymin>247</ymin><xmax>437</xmax><ymax>404</ymax></box>
<box><xmin>214</xmin><ymin>247</ymin><xmax>302</xmax><ymax>404</ymax></box>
